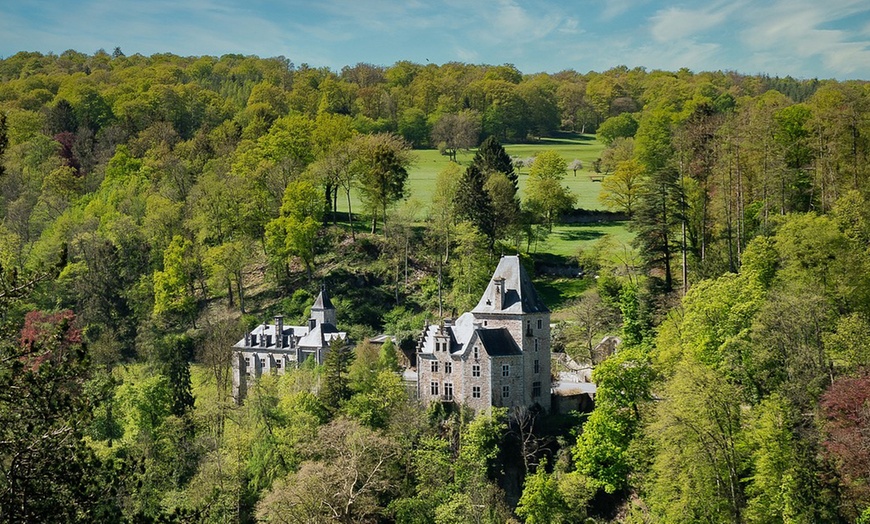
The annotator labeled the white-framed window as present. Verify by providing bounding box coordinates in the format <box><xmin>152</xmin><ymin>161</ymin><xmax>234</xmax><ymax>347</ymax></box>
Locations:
<box><xmin>532</xmin><ymin>381</ymin><xmax>542</xmax><ymax>398</ymax></box>
<box><xmin>431</xmin><ymin>361</ymin><xmax>439</xmax><ymax>373</ymax></box>
<box><xmin>502</xmin><ymin>364</ymin><xmax>510</xmax><ymax>377</ymax></box>
<box><xmin>472</xmin><ymin>364</ymin><xmax>480</xmax><ymax>377</ymax></box>
<box><xmin>445</xmin><ymin>362</ymin><xmax>452</xmax><ymax>374</ymax></box>
<box><xmin>430</xmin><ymin>382</ymin><xmax>439</xmax><ymax>396</ymax></box>
<box><xmin>444</xmin><ymin>382</ymin><xmax>454</xmax><ymax>401</ymax></box>
<box><xmin>472</xmin><ymin>386</ymin><xmax>481</xmax><ymax>398</ymax></box>
<box><xmin>276</xmin><ymin>359</ymin><xmax>282</xmax><ymax>369</ymax></box>
<box><xmin>260</xmin><ymin>358</ymin><xmax>266</xmax><ymax>368</ymax></box>
<box><xmin>534</xmin><ymin>359</ymin><xmax>540</xmax><ymax>373</ymax></box>
<box><xmin>245</xmin><ymin>357</ymin><xmax>251</xmax><ymax>367</ymax></box>
<box><xmin>502</xmin><ymin>385</ymin><xmax>510</xmax><ymax>398</ymax></box>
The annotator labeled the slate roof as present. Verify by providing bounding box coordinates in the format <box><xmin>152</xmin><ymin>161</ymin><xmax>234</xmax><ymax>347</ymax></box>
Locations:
<box><xmin>312</xmin><ymin>287</ymin><xmax>333</xmax><ymax>310</ymax></box>
<box><xmin>472</xmin><ymin>255</ymin><xmax>548</xmax><ymax>314</ymax></box>
<box><xmin>477</xmin><ymin>327</ymin><xmax>523</xmax><ymax>356</ymax></box>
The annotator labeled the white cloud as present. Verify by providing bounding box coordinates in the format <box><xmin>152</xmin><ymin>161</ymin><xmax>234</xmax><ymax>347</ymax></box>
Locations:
<box><xmin>739</xmin><ymin>0</ymin><xmax>870</xmax><ymax>77</ymax></box>
<box><xmin>649</xmin><ymin>2</ymin><xmax>739</xmax><ymax>43</ymax></box>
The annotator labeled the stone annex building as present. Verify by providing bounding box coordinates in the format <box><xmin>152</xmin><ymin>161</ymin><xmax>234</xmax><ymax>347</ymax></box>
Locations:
<box><xmin>416</xmin><ymin>255</ymin><xmax>551</xmax><ymax>412</ymax></box>
<box><xmin>232</xmin><ymin>287</ymin><xmax>348</xmax><ymax>402</ymax></box>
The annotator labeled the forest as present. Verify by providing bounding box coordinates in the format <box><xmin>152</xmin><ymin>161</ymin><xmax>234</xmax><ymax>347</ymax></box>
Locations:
<box><xmin>1</xmin><ymin>48</ymin><xmax>870</xmax><ymax>523</ymax></box>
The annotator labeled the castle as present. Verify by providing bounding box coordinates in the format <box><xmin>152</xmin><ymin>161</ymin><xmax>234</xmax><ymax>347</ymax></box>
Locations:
<box><xmin>232</xmin><ymin>256</ymin><xmax>553</xmax><ymax>412</ymax></box>
<box><xmin>416</xmin><ymin>255</ymin><xmax>551</xmax><ymax>412</ymax></box>
<box><xmin>232</xmin><ymin>287</ymin><xmax>348</xmax><ymax>403</ymax></box>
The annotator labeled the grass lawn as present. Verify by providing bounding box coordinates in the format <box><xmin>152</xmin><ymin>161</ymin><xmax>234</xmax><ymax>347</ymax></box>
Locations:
<box><xmin>329</xmin><ymin>133</ymin><xmax>635</xmax><ymax>312</ymax></box>
<box><xmin>334</xmin><ymin>133</ymin><xmax>611</xmax><ymax>218</ymax></box>
<box><xmin>537</xmin><ymin>221</ymin><xmax>634</xmax><ymax>259</ymax></box>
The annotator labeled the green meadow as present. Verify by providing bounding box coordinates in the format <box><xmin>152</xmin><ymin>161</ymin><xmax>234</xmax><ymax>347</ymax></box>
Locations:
<box><xmin>333</xmin><ymin>134</ymin><xmax>632</xmax><ymax>309</ymax></box>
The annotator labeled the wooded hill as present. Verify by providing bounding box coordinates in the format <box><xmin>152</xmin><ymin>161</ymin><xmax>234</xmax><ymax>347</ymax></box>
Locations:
<box><xmin>1</xmin><ymin>50</ymin><xmax>870</xmax><ymax>522</ymax></box>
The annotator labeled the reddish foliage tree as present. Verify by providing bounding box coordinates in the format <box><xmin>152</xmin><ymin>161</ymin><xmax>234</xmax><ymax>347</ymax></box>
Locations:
<box><xmin>19</xmin><ymin>309</ymin><xmax>82</xmax><ymax>367</ymax></box>
<box><xmin>820</xmin><ymin>373</ymin><xmax>870</xmax><ymax>508</ymax></box>
<box><xmin>53</xmin><ymin>131</ymin><xmax>81</xmax><ymax>173</ymax></box>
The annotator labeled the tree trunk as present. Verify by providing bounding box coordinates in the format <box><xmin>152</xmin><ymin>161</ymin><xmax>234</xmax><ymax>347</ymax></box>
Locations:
<box><xmin>346</xmin><ymin>189</ymin><xmax>355</xmax><ymax>240</ymax></box>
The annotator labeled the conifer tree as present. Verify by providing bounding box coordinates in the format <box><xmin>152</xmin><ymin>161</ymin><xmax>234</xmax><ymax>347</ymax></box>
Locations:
<box><xmin>453</xmin><ymin>164</ymin><xmax>496</xmax><ymax>248</ymax></box>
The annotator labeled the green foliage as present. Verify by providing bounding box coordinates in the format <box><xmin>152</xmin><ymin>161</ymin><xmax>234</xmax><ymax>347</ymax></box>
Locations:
<box><xmin>573</xmin><ymin>347</ymin><xmax>654</xmax><ymax>493</ymax></box>
<box><xmin>597</xmin><ymin>112</ymin><xmax>639</xmax><ymax>145</ymax></box>
<box><xmin>320</xmin><ymin>338</ymin><xmax>355</xmax><ymax>413</ymax></box>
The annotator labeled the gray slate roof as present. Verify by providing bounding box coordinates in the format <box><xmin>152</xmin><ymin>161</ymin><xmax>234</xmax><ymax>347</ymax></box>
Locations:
<box><xmin>472</xmin><ymin>255</ymin><xmax>549</xmax><ymax>314</ymax></box>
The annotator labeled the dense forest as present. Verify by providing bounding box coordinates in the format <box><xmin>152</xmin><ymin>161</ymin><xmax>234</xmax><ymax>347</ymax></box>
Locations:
<box><xmin>1</xmin><ymin>49</ymin><xmax>870</xmax><ymax>523</ymax></box>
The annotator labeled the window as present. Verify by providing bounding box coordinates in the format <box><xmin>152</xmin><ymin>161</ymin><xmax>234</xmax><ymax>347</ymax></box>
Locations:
<box><xmin>502</xmin><ymin>364</ymin><xmax>510</xmax><ymax>377</ymax></box>
<box><xmin>445</xmin><ymin>362</ymin><xmax>452</xmax><ymax>374</ymax></box>
<box><xmin>537</xmin><ymin>318</ymin><xmax>543</xmax><ymax>330</ymax></box>
<box><xmin>535</xmin><ymin>338</ymin><xmax>539</xmax><ymax>352</ymax></box>
<box><xmin>444</xmin><ymin>382</ymin><xmax>454</xmax><ymax>401</ymax></box>
<box><xmin>276</xmin><ymin>359</ymin><xmax>282</xmax><ymax>369</ymax></box>
<box><xmin>472</xmin><ymin>386</ymin><xmax>481</xmax><ymax>398</ymax></box>
<box><xmin>473</xmin><ymin>346</ymin><xmax>479</xmax><ymax>360</ymax></box>
<box><xmin>502</xmin><ymin>385</ymin><xmax>510</xmax><ymax>398</ymax></box>
<box><xmin>259</xmin><ymin>358</ymin><xmax>266</xmax><ymax>368</ymax></box>
<box><xmin>472</xmin><ymin>364</ymin><xmax>480</xmax><ymax>377</ymax></box>
<box><xmin>526</xmin><ymin>320</ymin><xmax>532</xmax><ymax>335</ymax></box>
<box><xmin>534</xmin><ymin>359</ymin><xmax>540</xmax><ymax>373</ymax></box>
<box><xmin>532</xmin><ymin>381</ymin><xmax>542</xmax><ymax>398</ymax></box>
<box><xmin>431</xmin><ymin>361</ymin><xmax>439</xmax><ymax>373</ymax></box>
<box><xmin>245</xmin><ymin>357</ymin><xmax>251</xmax><ymax>367</ymax></box>
<box><xmin>430</xmin><ymin>382</ymin><xmax>439</xmax><ymax>396</ymax></box>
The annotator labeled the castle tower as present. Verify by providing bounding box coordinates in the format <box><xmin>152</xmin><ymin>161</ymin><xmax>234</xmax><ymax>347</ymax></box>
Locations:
<box><xmin>310</xmin><ymin>284</ymin><xmax>336</xmax><ymax>327</ymax></box>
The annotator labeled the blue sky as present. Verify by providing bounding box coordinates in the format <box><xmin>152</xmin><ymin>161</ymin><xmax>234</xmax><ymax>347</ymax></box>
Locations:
<box><xmin>1</xmin><ymin>0</ymin><xmax>869</xmax><ymax>79</ymax></box>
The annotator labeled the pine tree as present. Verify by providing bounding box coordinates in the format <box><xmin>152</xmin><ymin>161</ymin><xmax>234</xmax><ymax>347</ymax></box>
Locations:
<box><xmin>320</xmin><ymin>338</ymin><xmax>355</xmax><ymax>413</ymax></box>
<box><xmin>472</xmin><ymin>135</ymin><xmax>517</xmax><ymax>188</ymax></box>
<box><xmin>453</xmin><ymin>164</ymin><xmax>496</xmax><ymax>247</ymax></box>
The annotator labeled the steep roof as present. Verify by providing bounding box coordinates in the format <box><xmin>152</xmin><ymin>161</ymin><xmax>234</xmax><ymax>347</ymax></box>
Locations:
<box><xmin>472</xmin><ymin>255</ymin><xmax>548</xmax><ymax>314</ymax></box>
<box><xmin>312</xmin><ymin>286</ymin><xmax>334</xmax><ymax>310</ymax></box>
<box><xmin>477</xmin><ymin>328</ymin><xmax>522</xmax><ymax>356</ymax></box>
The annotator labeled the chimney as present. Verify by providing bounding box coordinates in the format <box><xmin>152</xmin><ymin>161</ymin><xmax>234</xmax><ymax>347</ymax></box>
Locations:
<box><xmin>494</xmin><ymin>277</ymin><xmax>506</xmax><ymax>309</ymax></box>
<box><xmin>274</xmin><ymin>315</ymin><xmax>284</xmax><ymax>348</ymax></box>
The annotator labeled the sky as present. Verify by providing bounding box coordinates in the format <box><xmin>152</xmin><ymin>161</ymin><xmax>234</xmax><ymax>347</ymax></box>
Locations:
<box><xmin>1</xmin><ymin>0</ymin><xmax>869</xmax><ymax>80</ymax></box>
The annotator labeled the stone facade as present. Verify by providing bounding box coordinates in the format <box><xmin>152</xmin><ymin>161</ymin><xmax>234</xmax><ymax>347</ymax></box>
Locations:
<box><xmin>416</xmin><ymin>255</ymin><xmax>552</xmax><ymax>413</ymax></box>
<box><xmin>232</xmin><ymin>287</ymin><xmax>347</xmax><ymax>403</ymax></box>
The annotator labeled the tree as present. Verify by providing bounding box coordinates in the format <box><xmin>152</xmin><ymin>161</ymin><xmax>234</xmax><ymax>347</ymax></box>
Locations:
<box><xmin>1</xmin><ymin>310</ymin><xmax>122</xmax><ymax>522</ymax></box>
<box><xmin>573</xmin><ymin>347</ymin><xmax>653</xmax><ymax>494</ymax></box>
<box><xmin>646</xmin><ymin>360</ymin><xmax>746</xmax><ymax>523</ymax></box>
<box><xmin>320</xmin><ymin>338</ymin><xmax>355</xmax><ymax>413</ymax></box>
<box><xmin>152</xmin><ymin>235</ymin><xmax>196</xmax><ymax>326</ymax></box>
<box><xmin>597</xmin><ymin>112</ymin><xmax>639</xmax><ymax>145</ymax></box>
<box><xmin>256</xmin><ymin>418</ymin><xmax>399</xmax><ymax>523</ymax></box>
<box><xmin>568</xmin><ymin>159</ymin><xmax>583</xmax><ymax>176</ymax></box>
<box><xmin>820</xmin><ymin>373</ymin><xmax>870</xmax><ymax>515</ymax></box>
<box><xmin>264</xmin><ymin>178</ymin><xmax>325</xmax><ymax>280</ymax></box>
<box><xmin>516</xmin><ymin>459</ymin><xmax>567</xmax><ymax>524</ymax></box>
<box><xmin>525</xmin><ymin>151</ymin><xmax>576</xmax><ymax>231</ymax></box>
<box><xmin>472</xmin><ymin>135</ymin><xmax>517</xmax><ymax>188</ymax></box>
<box><xmin>355</xmin><ymin>133</ymin><xmax>413</xmax><ymax>234</ymax></box>
<box><xmin>599</xmin><ymin>159</ymin><xmax>642</xmax><ymax>217</ymax></box>
<box><xmin>431</xmin><ymin>110</ymin><xmax>481</xmax><ymax>162</ymax></box>
<box><xmin>453</xmin><ymin>164</ymin><xmax>496</xmax><ymax>246</ymax></box>
<box><xmin>398</xmin><ymin>107</ymin><xmax>430</xmax><ymax>148</ymax></box>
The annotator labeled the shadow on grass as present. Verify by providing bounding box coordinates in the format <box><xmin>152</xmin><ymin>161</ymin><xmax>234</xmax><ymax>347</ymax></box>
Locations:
<box><xmin>556</xmin><ymin>228</ymin><xmax>606</xmax><ymax>242</ymax></box>
<box><xmin>533</xmin><ymin>277</ymin><xmax>592</xmax><ymax>310</ymax></box>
